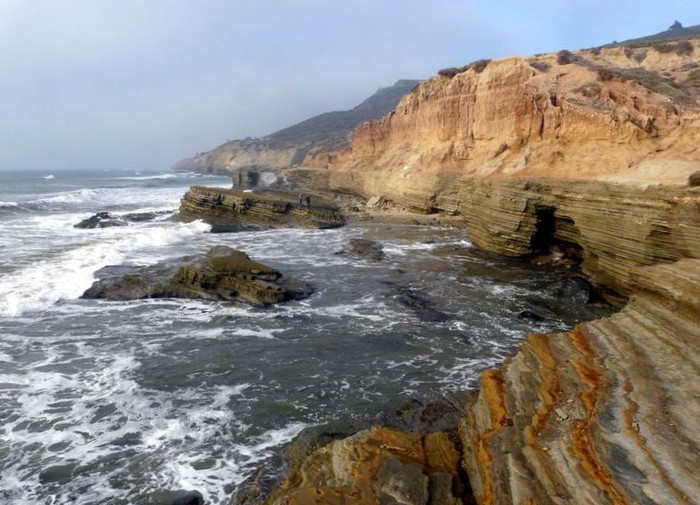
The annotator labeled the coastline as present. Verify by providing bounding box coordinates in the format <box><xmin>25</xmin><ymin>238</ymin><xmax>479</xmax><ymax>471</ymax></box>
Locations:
<box><xmin>215</xmin><ymin>177</ymin><xmax>700</xmax><ymax>505</ymax></box>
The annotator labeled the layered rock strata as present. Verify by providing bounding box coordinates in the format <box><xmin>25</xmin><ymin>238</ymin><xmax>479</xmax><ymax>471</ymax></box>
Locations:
<box><xmin>82</xmin><ymin>246</ymin><xmax>313</xmax><ymax>306</ymax></box>
<box><xmin>179</xmin><ymin>187</ymin><xmax>345</xmax><ymax>230</ymax></box>
<box><xmin>461</xmin><ymin>258</ymin><xmax>700</xmax><ymax>505</ymax></box>
<box><xmin>233</xmin><ymin>398</ymin><xmax>474</xmax><ymax>505</ymax></box>
<box><xmin>457</xmin><ymin>179</ymin><xmax>700</xmax><ymax>298</ymax></box>
<box><xmin>289</xmin><ymin>41</ymin><xmax>700</xmax><ymax>211</ymax></box>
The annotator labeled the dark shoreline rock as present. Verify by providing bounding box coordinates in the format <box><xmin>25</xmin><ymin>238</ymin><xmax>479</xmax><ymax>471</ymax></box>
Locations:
<box><xmin>75</xmin><ymin>210</ymin><xmax>173</xmax><ymax>229</ymax></box>
<box><xmin>179</xmin><ymin>187</ymin><xmax>345</xmax><ymax>230</ymax></box>
<box><xmin>341</xmin><ymin>238</ymin><xmax>386</xmax><ymax>262</ymax></box>
<box><xmin>82</xmin><ymin>246</ymin><xmax>313</xmax><ymax>307</ymax></box>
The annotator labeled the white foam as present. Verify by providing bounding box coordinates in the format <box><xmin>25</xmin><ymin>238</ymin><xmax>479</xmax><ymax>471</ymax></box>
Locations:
<box><xmin>0</xmin><ymin>220</ymin><xmax>211</xmax><ymax>317</ymax></box>
<box><xmin>117</xmin><ymin>173</ymin><xmax>178</xmax><ymax>181</ymax></box>
<box><xmin>42</xmin><ymin>174</ymin><xmax>55</xmax><ymax>180</ymax></box>
<box><xmin>0</xmin><ymin>201</ymin><xmax>19</xmax><ymax>208</ymax></box>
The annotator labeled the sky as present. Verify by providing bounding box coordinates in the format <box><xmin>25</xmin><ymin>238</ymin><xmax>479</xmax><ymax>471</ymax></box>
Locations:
<box><xmin>0</xmin><ymin>0</ymin><xmax>698</xmax><ymax>171</ymax></box>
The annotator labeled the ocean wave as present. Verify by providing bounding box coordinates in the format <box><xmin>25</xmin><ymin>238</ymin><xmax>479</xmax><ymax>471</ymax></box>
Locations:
<box><xmin>41</xmin><ymin>174</ymin><xmax>55</xmax><ymax>180</ymax></box>
<box><xmin>117</xmin><ymin>173</ymin><xmax>178</xmax><ymax>181</ymax></box>
<box><xmin>0</xmin><ymin>220</ymin><xmax>211</xmax><ymax>317</ymax></box>
<box><xmin>0</xmin><ymin>201</ymin><xmax>19</xmax><ymax>208</ymax></box>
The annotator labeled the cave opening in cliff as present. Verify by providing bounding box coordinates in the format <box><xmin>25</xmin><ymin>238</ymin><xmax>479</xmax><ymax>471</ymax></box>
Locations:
<box><xmin>531</xmin><ymin>206</ymin><xmax>584</xmax><ymax>265</ymax></box>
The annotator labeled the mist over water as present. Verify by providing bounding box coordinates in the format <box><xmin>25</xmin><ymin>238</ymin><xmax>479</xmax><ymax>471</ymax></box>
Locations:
<box><xmin>0</xmin><ymin>170</ymin><xmax>611</xmax><ymax>504</ymax></box>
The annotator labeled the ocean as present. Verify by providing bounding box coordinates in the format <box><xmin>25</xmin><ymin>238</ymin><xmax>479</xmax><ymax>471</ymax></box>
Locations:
<box><xmin>0</xmin><ymin>169</ymin><xmax>611</xmax><ymax>504</ymax></box>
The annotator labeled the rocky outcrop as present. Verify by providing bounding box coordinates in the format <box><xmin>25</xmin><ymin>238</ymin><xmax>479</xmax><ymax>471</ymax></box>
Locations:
<box><xmin>179</xmin><ymin>187</ymin><xmax>345</xmax><ymax>231</ymax></box>
<box><xmin>233</xmin><ymin>397</ymin><xmax>474</xmax><ymax>505</ymax></box>
<box><xmin>342</xmin><ymin>238</ymin><xmax>386</xmax><ymax>262</ymax></box>
<box><xmin>174</xmin><ymin>80</ymin><xmax>421</xmax><ymax>175</ymax></box>
<box><xmin>461</xmin><ymin>258</ymin><xmax>700</xmax><ymax>505</ymax></box>
<box><xmin>457</xmin><ymin>179</ymin><xmax>700</xmax><ymax>299</ymax></box>
<box><xmin>82</xmin><ymin>246</ymin><xmax>313</xmax><ymax>306</ymax></box>
<box><xmin>255</xmin><ymin>427</ymin><xmax>465</xmax><ymax>505</ymax></box>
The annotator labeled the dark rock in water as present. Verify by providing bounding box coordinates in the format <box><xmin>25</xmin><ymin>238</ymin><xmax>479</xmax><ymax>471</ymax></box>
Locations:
<box><xmin>388</xmin><ymin>284</ymin><xmax>450</xmax><ymax>322</ymax></box>
<box><xmin>74</xmin><ymin>212</ymin><xmax>128</xmax><ymax>229</ymax></box>
<box><xmin>136</xmin><ymin>490</ymin><xmax>204</xmax><ymax>505</ymax></box>
<box><xmin>75</xmin><ymin>210</ymin><xmax>172</xmax><ymax>229</ymax></box>
<box><xmin>518</xmin><ymin>310</ymin><xmax>546</xmax><ymax>322</ymax></box>
<box><xmin>343</xmin><ymin>238</ymin><xmax>385</xmax><ymax>262</ymax></box>
<box><xmin>178</xmin><ymin>186</ymin><xmax>345</xmax><ymax>230</ymax></box>
<box><xmin>39</xmin><ymin>463</ymin><xmax>77</xmax><ymax>484</ymax></box>
<box><xmin>82</xmin><ymin>246</ymin><xmax>313</xmax><ymax>307</ymax></box>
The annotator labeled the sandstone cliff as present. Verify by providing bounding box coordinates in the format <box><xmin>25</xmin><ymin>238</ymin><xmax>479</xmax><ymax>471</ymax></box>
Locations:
<box><xmin>173</xmin><ymin>80</ymin><xmax>420</xmax><ymax>175</ymax></box>
<box><xmin>291</xmin><ymin>39</ymin><xmax>700</xmax><ymax>211</ymax></box>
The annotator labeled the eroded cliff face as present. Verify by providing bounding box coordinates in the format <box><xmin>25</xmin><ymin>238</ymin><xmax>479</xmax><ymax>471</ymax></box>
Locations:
<box><xmin>293</xmin><ymin>42</ymin><xmax>700</xmax><ymax>211</ymax></box>
<box><xmin>458</xmin><ymin>179</ymin><xmax>700</xmax><ymax>297</ymax></box>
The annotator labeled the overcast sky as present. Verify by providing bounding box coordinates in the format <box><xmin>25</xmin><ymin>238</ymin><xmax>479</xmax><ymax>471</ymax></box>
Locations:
<box><xmin>0</xmin><ymin>0</ymin><xmax>698</xmax><ymax>171</ymax></box>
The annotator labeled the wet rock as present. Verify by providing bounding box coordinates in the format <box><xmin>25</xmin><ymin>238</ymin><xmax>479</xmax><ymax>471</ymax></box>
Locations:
<box><xmin>390</xmin><ymin>285</ymin><xmax>450</xmax><ymax>322</ymax></box>
<box><xmin>74</xmin><ymin>212</ymin><xmax>128</xmax><ymax>229</ymax></box>
<box><xmin>82</xmin><ymin>246</ymin><xmax>313</xmax><ymax>307</ymax></box>
<box><xmin>236</xmin><ymin>427</ymin><xmax>467</xmax><ymax>505</ymax></box>
<box><xmin>38</xmin><ymin>463</ymin><xmax>76</xmax><ymax>484</ymax></box>
<box><xmin>179</xmin><ymin>187</ymin><xmax>345</xmax><ymax>230</ymax></box>
<box><xmin>137</xmin><ymin>490</ymin><xmax>204</xmax><ymax>505</ymax></box>
<box><xmin>74</xmin><ymin>210</ymin><xmax>171</xmax><ymax>229</ymax></box>
<box><xmin>233</xmin><ymin>397</ymin><xmax>475</xmax><ymax>505</ymax></box>
<box><xmin>517</xmin><ymin>310</ymin><xmax>546</xmax><ymax>322</ymax></box>
<box><xmin>343</xmin><ymin>238</ymin><xmax>385</xmax><ymax>262</ymax></box>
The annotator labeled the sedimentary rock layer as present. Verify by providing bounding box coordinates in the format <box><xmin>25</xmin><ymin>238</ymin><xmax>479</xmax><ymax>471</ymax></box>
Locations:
<box><xmin>290</xmin><ymin>42</ymin><xmax>700</xmax><ymax>211</ymax></box>
<box><xmin>457</xmin><ymin>179</ymin><xmax>700</xmax><ymax>297</ymax></box>
<box><xmin>461</xmin><ymin>258</ymin><xmax>700</xmax><ymax>505</ymax></box>
<box><xmin>179</xmin><ymin>186</ymin><xmax>345</xmax><ymax>230</ymax></box>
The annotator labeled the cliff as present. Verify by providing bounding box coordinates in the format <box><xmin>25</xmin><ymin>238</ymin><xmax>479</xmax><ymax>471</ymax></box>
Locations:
<box><xmin>236</xmin><ymin>31</ymin><xmax>700</xmax><ymax>505</ymax></box>
<box><xmin>173</xmin><ymin>80</ymin><xmax>420</xmax><ymax>175</ymax></box>
<box><xmin>291</xmin><ymin>39</ymin><xmax>700</xmax><ymax>211</ymax></box>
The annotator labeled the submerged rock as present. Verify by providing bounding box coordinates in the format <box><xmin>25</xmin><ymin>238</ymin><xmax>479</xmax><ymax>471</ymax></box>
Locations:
<box><xmin>74</xmin><ymin>212</ymin><xmax>128</xmax><ymax>229</ymax></box>
<box><xmin>179</xmin><ymin>187</ymin><xmax>345</xmax><ymax>230</ymax></box>
<box><xmin>343</xmin><ymin>238</ymin><xmax>385</xmax><ymax>262</ymax></box>
<box><xmin>517</xmin><ymin>310</ymin><xmax>546</xmax><ymax>322</ymax></box>
<box><xmin>82</xmin><ymin>246</ymin><xmax>313</xmax><ymax>306</ymax></box>
<box><xmin>389</xmin><ymin>284</ymin><xmax>451</xmax><ymax>322</ymax></box>
<box><xmin>135</xmin><ymin>490</ymin><xmax>204</xmax><ymax>505</ymax></box>
<box><xmin>74</xmin><ymin>210</ymin><xmax>172</xmax><ymax>229</ymax></box>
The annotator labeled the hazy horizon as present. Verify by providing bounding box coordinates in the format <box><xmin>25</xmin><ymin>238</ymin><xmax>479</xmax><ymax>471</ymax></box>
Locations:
<box><xmin>1</xmin><ymin>0</ymin><xmax>698</xmax><ymax>172</ymax></box>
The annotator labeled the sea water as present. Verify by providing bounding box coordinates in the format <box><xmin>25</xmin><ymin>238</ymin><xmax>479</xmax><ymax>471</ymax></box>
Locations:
<box><xmin>0</xmin><ymin>169</ymin><xmax>611</xmax><ymax>504</ymax></box>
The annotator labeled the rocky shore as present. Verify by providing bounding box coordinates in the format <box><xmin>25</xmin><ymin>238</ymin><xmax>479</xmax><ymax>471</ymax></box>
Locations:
<box><xmin>218</xmin><ymin>36</ymin><xmax>700</xmax><ymax>505</ymax></box>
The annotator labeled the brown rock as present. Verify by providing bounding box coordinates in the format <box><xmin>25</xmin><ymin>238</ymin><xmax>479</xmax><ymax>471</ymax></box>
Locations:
<box><xmin>689</xmin><ymin>170</ymin><xmax>700</xmax><ymax>186</ymax></box>
<box><xmin>179</xmin><ymin>187</ymin><xmax>345</xmax><ymax>231</ymax></box>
